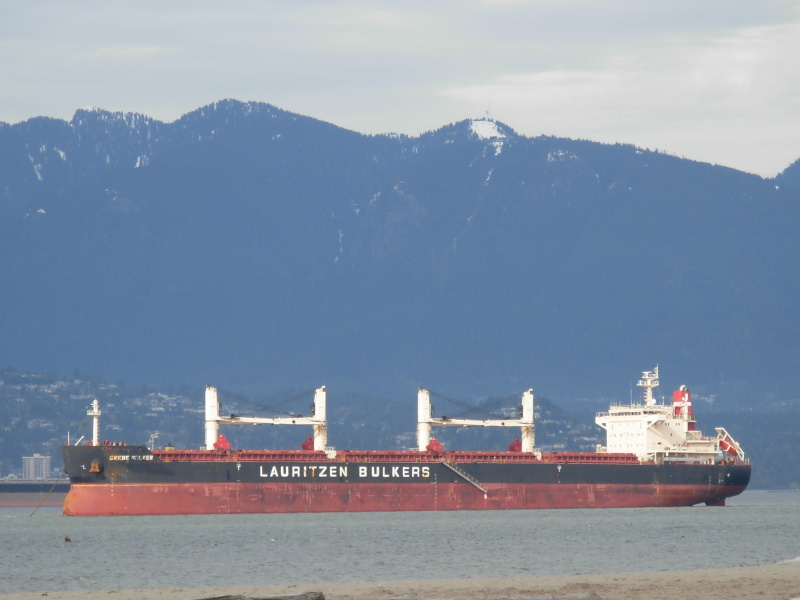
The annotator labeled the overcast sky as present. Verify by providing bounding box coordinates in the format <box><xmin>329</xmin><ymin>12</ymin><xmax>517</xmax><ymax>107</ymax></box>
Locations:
<box><xmin>2</xmin><ymin>1</ymin><xmax>799</xmax><ymax>177</ymax></box>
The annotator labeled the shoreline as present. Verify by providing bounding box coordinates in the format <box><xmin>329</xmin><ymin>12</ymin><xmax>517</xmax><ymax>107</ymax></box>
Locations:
<box><xmin>4</xmin><ymin>562</ymin><xmax>799</xmax><ymax>600</ymax></box>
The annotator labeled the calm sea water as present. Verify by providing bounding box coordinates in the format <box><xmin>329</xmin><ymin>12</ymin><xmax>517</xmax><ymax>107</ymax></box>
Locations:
<box><xmin>1</xmin><ymin>490</ymin><xmax>798</xmax><ymax>594</ymax></box>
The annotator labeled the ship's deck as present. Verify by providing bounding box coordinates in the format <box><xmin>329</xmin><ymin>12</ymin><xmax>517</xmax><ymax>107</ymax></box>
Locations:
<box><xmin>148</xmin><ymin>448</ymin><xmax>642</xmax><ymax>464</ymax></box>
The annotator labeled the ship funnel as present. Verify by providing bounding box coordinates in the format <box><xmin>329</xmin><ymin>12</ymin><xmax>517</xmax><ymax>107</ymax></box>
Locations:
<box><xmin>672</xmin><ymin>386</ymin><xmax>696</xmax><ymax>430</ymax></box>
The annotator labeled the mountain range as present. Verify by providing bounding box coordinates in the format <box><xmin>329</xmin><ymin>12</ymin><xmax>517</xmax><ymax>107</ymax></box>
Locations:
<box><xmin>2</xmin><ymin>99</ymin><xmax>799</xmax><ymax>407</ymax></box>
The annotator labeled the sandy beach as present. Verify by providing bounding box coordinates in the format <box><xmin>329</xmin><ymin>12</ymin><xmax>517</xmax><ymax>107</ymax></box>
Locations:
<box><xmin>4</xmin><ymin>562</ymin><xmax>799</xmax><ymax>600</ymax></box>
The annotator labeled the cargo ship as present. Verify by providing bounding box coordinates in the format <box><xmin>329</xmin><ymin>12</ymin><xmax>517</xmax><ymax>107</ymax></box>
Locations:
<box><xmin>0</xmin><ymin>480</ymin><xmax>70</xmax><ymax>507</ymax></box>
<box><xmin>61</xmin><ymin>367</ymin><xmax>750</xmax><ymax>515</ymax></box>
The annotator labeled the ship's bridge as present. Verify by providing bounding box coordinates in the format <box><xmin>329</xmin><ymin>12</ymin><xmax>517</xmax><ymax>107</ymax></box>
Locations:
<box><xmin>595</xmin><ymin>367</ymin><xmax>744</xmax><ymax>464</ymax></box>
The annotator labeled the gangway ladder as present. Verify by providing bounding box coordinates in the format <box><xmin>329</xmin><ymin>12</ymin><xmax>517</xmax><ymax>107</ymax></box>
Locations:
<box><xmin>441</xmin><ymin>460</ymin><xmax>488</xmax><ymax>497</ymax></box>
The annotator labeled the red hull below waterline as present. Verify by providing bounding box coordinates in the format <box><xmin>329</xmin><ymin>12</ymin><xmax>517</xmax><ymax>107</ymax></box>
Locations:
<box><xmin>63</xmin><ymin>481</ymin><xmax>748</xmax><ymax>516</ymax></box>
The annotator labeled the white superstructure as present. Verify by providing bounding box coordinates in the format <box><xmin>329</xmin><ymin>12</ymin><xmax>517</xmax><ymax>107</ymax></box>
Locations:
<box><xmin>595</xmin><ymin>366</ymin><xmax>745</xmax><ymax>463</ymax></box>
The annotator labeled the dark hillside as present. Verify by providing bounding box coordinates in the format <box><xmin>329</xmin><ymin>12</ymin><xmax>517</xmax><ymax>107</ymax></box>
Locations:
<box><xmin>0</xmin><ymin>101</ymin><xmax>798</xmax><ymax>406</ymax></box>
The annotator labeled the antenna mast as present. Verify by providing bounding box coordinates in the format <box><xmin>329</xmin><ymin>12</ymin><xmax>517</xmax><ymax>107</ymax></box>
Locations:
<box><xmin>637</xmin><ymin>366</ymin><xmax>660</xmax><ymax>406</ymax></box>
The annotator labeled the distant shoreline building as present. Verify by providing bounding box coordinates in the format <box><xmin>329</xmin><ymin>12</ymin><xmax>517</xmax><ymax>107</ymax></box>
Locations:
<box><xmin>22</xmin><ymin>454</ymin><xmax>51</xmax><ymax>479</ymax></box>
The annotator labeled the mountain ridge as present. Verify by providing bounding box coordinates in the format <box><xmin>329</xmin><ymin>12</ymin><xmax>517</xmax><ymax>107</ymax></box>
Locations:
<box><xmin>1</xmin><ymin>100</ymin><xmax>798</xmax><ymax>405</ymax></box>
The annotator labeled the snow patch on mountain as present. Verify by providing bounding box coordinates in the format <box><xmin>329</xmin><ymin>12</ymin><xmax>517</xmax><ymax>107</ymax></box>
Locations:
<box><xmin>470</xmin><ymin>120</ymin><xmax>506</xmax><ymax>140</ymax></box>
<box><xmin>547</xmin><ymin>149</ymin><xmax>578</xmax><ymax>163</ymax></box>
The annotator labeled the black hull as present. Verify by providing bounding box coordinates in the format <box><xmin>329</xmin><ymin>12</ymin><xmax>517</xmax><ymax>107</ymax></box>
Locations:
<box><xmin>61</xmin><ymin>445</ymin><xmax>751</xmax><ymax>515</ymax></box>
